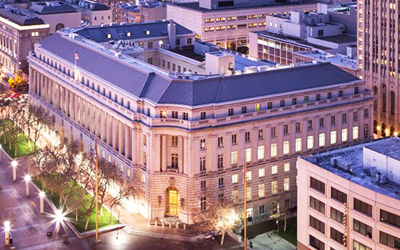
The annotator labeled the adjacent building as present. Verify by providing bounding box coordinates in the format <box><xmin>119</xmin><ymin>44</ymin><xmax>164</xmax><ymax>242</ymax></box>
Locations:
<box><xmin>76</xmin><ymin>0</ymin><xmax>112</xmax><ymax>26</ymax></box>
<box><xmin>297</xmin><ymin>137</ymin><xmax>400</xmax><ymax>250</ymax></box>
<box><xmin>358</xmin><ymin>0</ymin><xmax>400</xmax><ymax>135</ymax></box>
<box><xmin>111</xmin><ymin>1</ymin><xmax>167</xmax><ymax>24</ymax></box>
<box><xmin>28</xmin><ymin>22</ymin><xmax>373</xmax><ymax>226</ymax></box>
<box><xmin>249</xmin><ymin>3</ymin><xmax>357</xmax><ymax>65</ymax></box>
<box><xmin>31</xmin><ymin>1</ymin><xmax>81</xmax><ymax>34</ymax></box>
<box><xmin>0</xmin><ymin>6</ymin><xmax>49</xmax><ymax>74</ymax></box>
<box><xmin>167</xmin><ymin>0</ymin><xmax>317</xmax><ymax>50</ymax></box>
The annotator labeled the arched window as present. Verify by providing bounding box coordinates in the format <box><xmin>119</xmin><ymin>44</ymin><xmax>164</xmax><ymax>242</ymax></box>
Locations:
<box><xmin>390</xmin><ymin>91</ymin><xmax>395</xmax><ymax>116</ymax></box>
<box><xmin>373</xmin><ymin>86</ymin><xmax>378</xmax><ymax>111</ymax></box>
<box><xmin>373</xmin><ymin>120</ymin><xmax>378</xmax><ymax>134</ymax></box>
<box><xmin>390</xmin><ymin>126</ymin><xmax>395</xmax><ymax>135</ymax></box>
<box><xmin>382</xmin><ymin>85</ymin><xmax>387</xmax><ymax>113</ymax></box>
<box><xmin>55</xmin><ymin>23</ymin><xmax>65</xmax><ymax>31</ymax></box>
<box><xmin>382</xmin><ymin>123</ymin><xmax>387</xmax><ymax>137</ymax></box>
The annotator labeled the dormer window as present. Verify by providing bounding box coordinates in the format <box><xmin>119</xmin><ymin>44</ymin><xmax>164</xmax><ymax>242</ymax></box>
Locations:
<box><xmin>127</xmin><ymin>32</ymin><xmax>131</xmax><ymax>37</ymax></box>
<box><xmin>107</xmin><ymin>33</ymin><xmax>112</xmax><ymax>39</ymax></box>
<box><xmin>145</xmin><ymin>29</ymin><xmax>150</xmax><ymax>35</ymax></box>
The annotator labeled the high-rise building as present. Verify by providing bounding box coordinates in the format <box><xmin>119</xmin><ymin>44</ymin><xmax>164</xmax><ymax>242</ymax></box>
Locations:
<box><xmin>358</xmin><ymin>0</ymin><xmax>399</xmax><ymax>136</ymax></box>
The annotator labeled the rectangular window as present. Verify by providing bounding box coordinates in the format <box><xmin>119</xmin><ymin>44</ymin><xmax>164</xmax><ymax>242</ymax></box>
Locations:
<box><xmin>271</xmin><ymin>127</ymin><xmax>276</xmax><ymax>137</ymax></box>
<box><xmin>353</xmin><ymin>111</ymin><xmax>358</xmax><ymax>122</ymax></box>
<box><xmin>267</xmin><ymin>102</ymin><xmax>272</xmax><ymax>109</ymax></box>
<box><xmin>217</xmin><ymin>154</ymin><xmax>224</xmax><ymax>170</ymax></box>
<box><xmin>283</xmin><ymin>141</ymin><xmax>290</xmax><ymax>155</ymax></box>
<box><xmin>200</xmin><ymin>112</ymin><xmax>206</xmax><ymax>120</ymax></box>
<box><xmin>339</xmin><ymin>90</ymin><xmax>343</xmax><ymax>97</ymax></box>
<box><xmin>354</xmin><ymin>86</ymin><xmax>359</xmax><ymax>94</ymax></box>
<box><xmin>217</xmin><ymin>137</ymin><xmax>224</xmax><ymax>148</ymax></box>
<box><xmin>310</xmin><ymin>216</ymin><xmax>325</xmax><ymax>234</ymax></box>
<box><xmin>201</xmin><ymin>180</ymin><xmax>206</xmax><ymax>189</ymax></box>
<box><xmin>331</xmin><ymin>131</ymin><xmax>337</xmax><ymax>144</ymax></box>
<box><xmin>364</xmin><ymin>124</ymin><xmax>369</xmax><ymax>139</ymax></box>
<box><xmin>172</xmin><ymin>111</ymin><xmax>178</xmax><ymax>119</ymax></box>
<box><xmin>171</xmin><ymin>136</ymin><xmax>178</xmax><ymax>146</ymax></box>
<box><xmin>171</xmin><ymin>154</ymin><xmax>178</xmax><ymax>168</ymax></box>
<box><xmin>247</xmin><ymin>187</ymin><xmax>252</xmax><ymax>200</ymax></box>
<box><xmin>353</xmin><ymin>126</ymin><xmax>359</xmax><ymax>140</ymax></box>
<box><xmin>255</xmin><ymin>103</ymin><xmax>260</xmax><ymax>111</ymax></box>
<box><xmin>331</xmin><ymin>207</ymin><xmax>343</xmax><ymax>223</ymax></box>
<box><xmin>310</xmin><ymin>196</ymin><xmax>325</xmax><ymax>214</ymax></box>
<box><xmin>260</xmin><ymin>205</ymin><xmax>265</xmax><ymax>215</ymax></box>
<box><xmin>200</xmin><ymin>139</ymin><xmax>206</xmax><ymax>150</ymax></box>
<box><xmin>327</xmin><ymin>92</ymin><xmax>332</xmax><ymax>99</ymax></box>
<box><xmin>232</xmin><ymin>174</ymin><xmax>238</xmax><ymax>184</ymax></box>
<box><xmin>183</xmin><ymin>112</ymin><xmax>188</xmax><ymax>120</ymax></box>
<box><xmin>331</xmin><ymin>115</ymin><xmax>336</xmax><ymax>125</ymax></box>
<box><xmin>258</xmin><ymin>146</ymin><xmax>264</xmax><ymax>160</ymax></box>
<box><xmin>380</xmin><ymin>209</ymin><xmax>400</xmax><ymax>229</ymax></box>
<box><xmin>200</xmin><ymin>157</ymin><xmax>206</xmax><ymax>171</ymax></box>
<box><xmin>295</xmin><ymin>138</ymin><xmax>302</xmax><ymax>152</ymax></box>
<box><xmin>245</xmin><ymin>131</ymin><xmax>251</xmax><ymax>142</ymax></box>
<box><xmin>284</xmin><ymin>178</ymin><xmax>290</xmax><ymax>191</ymax></box>
<box><xmin>292</xmin><ymin>97</ymin><xmax>297</xmax><ymax>105</ymax></box>
<box><xmin>228</xmin><ymin>108</ymin><xmax>233</xmax><ymax>116</ymax></box>
<box><xmin>232</xmin><ymin>134</ymin><xmax>237</xmax><ymax>144</ymax></box>
<box><xmin>364</xmin><ymin>109</ymin><xmax>369</xmax><ymax>118</ymax></box>
<box><xmin>271</xmin><ymin>165</ymin><xmax>278</xmax><ymax>174</ymax></box>
<box><xmin>271</xmin><ymin>181</ymin><xmax>277</xmax><ymax>194</ymax></box>
<box><xmin>232</xmin><ymin>190</ymin><xmax>238</xmax><ymax>203</ymax></box>
<box><xmin>258</xmin><ymin>129</ymin><xmax>263</xmax><ymax>139</ymax></box>
<box><xmin>258</xmin><ymin>184</ymin><xmax>265</xmax><ymax>197</ymax></box>
<box><xmin>246</xmin><ymin>171</ymin><xmax>252</xmax><ymax>181</ymax></box>
<box><xmin>331</xmin><ymin>187</ymin><xmax>347</xmax><ymax>203</ymax></box>
<box><xmin>284</xmin><ymin>163</ymin><xmax>290</xmax><ymax>172</ymax></box>
<box><xmin>331</xmin><ymin>227</ymin><xmax>344</xmax><ymax>245</ymax></box>
<box><xmin>319</xmin><ymin>133</ymin><xmax>325</xmax><ymax>147</ymax></box>
<box><xmin>342</xmin><ymin>128</ymin><xmax>348</xmax><ymax>142</ymax></box>
<box><xmin>259</xmin><ymin>168</ymin><xmax>265</xmax><ymax>177</ymax></box>
<box><xmin>354</xmin><ymin>219</ymin><xmax>372</xmax><ymax>238</ymax></box>
<box><xmin>354</xmin><ymin>198</ymin><xmax>372</xmax><ymax>217</ymax></box>
<box><xmin>342</xmin><ymin>113</ymin><xmax>347</xmax><ymax>124</ymax></box>
<box><xmin>283</xmin><ymin>124</ymin><xmax>289</xmax><ymax>134</ymax></box>
<box><xmin>231</xmin><ymin>151</ymin><xmax>237</xmax><ymax>166</ymax></box>
<box><xmin>296</xmin><ymin>122</ymin><xmax>301</xmax><ymax>132</ymax></box>
<box><xmin>380</xmin><ymin>231</ymin><xmax>400</xmax><ymax>248</ymax></box>
<box><xmin>308</xmin><ymin>120</ymin><xmax>313</xmax><ymax>130</ymax></box>
<box><xmin>200</xmin><ymin>197</ymin><xmax>206</xmax><ymax>211</ymax></box>
<box><xmin>218</xmin><ymin>177</ymin><xmax>224</xmax><ymax>188</ymax></box>
<box><xmin>319</xmin><ymin>118</ymin><xmax>324</xmax><ymax>128</ymax></box>
<box><xmin>316</xmin><ymin>94</ymin><xmax>321</xmax><ymax>101</ymax></box>
<box><xmin>270</xmin><ymin>143</ymin><xmax>277</xmax><ymax>157</ymax></box>
<box><xmin>353</xmin><ymin>240</ymin><xmax>372</xmax><ymax>250</ymax></box>
<box><xmin>304</xmin><ymin>95</ymin><xmax>309</xmax><ymax>102</ymax></box>
<box><xmin>307</xmin><ymin>135</ymin><xmax>314</xmax><ymax>149</ymax></box>
<box><xmin>310</xmin><ymin>235</ymin><xmax>324</xmax><ymax>250</ymax></box>
<box><xmin>242</xmin><ymin>106</ymin><xmax>247</xmax><ymax>114</ymax></box>
<box><xmin>310</xmin><ymin>177</ymin><xmax>325</xmax><ymax>194</ymax></box>
<box><xmin>280</xmin><ymin>99</ymin><xmax>285</xmax><ymax>107</ymax></box>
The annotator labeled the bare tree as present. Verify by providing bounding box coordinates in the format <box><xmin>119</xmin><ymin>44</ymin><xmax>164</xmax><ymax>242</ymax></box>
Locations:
<box><xmin>107</xmin><ymin>177</ymin><xmax>134</xmax><ymax>223</ymax></box>
<box><xmin>29</xmin><ymin>105</ymin><xmax>52</xmax><ymax>152</ymax></box>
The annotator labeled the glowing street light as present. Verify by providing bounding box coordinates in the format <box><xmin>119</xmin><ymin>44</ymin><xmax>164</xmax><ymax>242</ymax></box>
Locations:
<box><xmin>11</xmin><ymin>160</ymin><xmax>17</xmax><ymax>181</ymax></box>
<box><xmin>55</xmin><ymin>210</ymin><xmax>64</xmax><ymax>234</ymax></box>
<box><xmin>395</xmin><ymin>131</ymin><xmax>399</xmax><ymax>137</ymax></box>
<box><xmin>4</xmin><ymin>221</ymin><xmax>10</xmax><ymax>246</ymax></box>
<box><xmin>24</xmin><ymin>175</ymin><xmax>31</xmax><ymax>197</ymax></box>
<box><xmin>39</xmin><ymin>191</ymin><xmax>45</xmax><ymax>214</ymax></box>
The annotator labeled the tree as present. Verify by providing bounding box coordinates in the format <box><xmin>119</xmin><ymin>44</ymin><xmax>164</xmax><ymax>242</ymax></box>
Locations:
<box><xmin>192</xmin><ymin>200</ymin><xmax>241</xmax><ymax>245</ymax></box>
<box><xmin>28</xmin><ymin>105</ymin><xmax>52</xmax><ymax>152</ymax></box>
<box><xmin>107</xmin><ymin>176</ymin><xmax>134</xmax><ymax>223</ymax></box>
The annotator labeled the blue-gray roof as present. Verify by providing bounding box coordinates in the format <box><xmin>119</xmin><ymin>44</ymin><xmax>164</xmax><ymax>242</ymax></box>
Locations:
<box><xmin>38</xmin><ymin>33</ymin><xmax>359</xmax><ymax>107</ymax></box>
<box><xmin>0</xmin><ymin>8</ymin><xmax>46</xmax><ymax>26</ymax></box>
<box><xmin>75</xmin><ymin>20</ymin><xmax>193</xmax><ymax>43</ymax></box>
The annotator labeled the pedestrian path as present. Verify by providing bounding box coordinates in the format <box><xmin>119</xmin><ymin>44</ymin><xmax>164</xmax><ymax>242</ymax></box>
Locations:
<box><xmin>250</xmin><ymin>231</ymin><xmax>296</xmax><ymax>250</ymax></box>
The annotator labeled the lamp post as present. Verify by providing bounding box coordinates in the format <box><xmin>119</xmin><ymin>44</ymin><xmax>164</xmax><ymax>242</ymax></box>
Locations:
<box><xmin>11</xmin><ymin>160</ymin><xmax>17</xmax><ymax>181</ymax></box>
<box><xmin>55</xmin><ymin>210</ymin><xmax>63</xmax><ymax>234</ymax></box>
<box><xmin>4</xmin><ymin>221</ymin><xmax>10</xmax><ymax>246</ymax></box>
<box><xmin>39</xmin><ymin>191</ymin><xmax>45</xmax><ymax>214</ymax></box>
<box><xmin>24</xmin><ymin>175</ymin><xmax>31</xmax><ymax>197</ymax></box>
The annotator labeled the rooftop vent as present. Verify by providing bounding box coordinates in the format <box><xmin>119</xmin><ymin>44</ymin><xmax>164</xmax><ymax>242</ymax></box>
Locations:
<box><xmin>375</xmin><ymin>172</ymin><xmax>387</xmax><ymax>184</ymax></box>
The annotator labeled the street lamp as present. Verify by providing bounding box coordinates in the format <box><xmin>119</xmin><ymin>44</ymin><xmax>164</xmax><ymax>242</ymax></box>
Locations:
<box><xmin>39</xmin><ymin>191</ymin><xmax>45</xmax><ymax>214</ymax></box>
<box><xmin>11</xmin><ymin>160</ymin><xmax>17</xmax><ymax>181</ymax></box>
<box><xmin>4</xmin><ymin>221</ymin><xmax>10</xmax><ymax>246</ymax></box>
<box><xmin>24</xmin><ymin>175</ymin><xmax>31</xmax><ymax>197</ymax></box>
<box><xmin>55</xmin><ymin>210</ymin><xmax>64</xmax><ymax>234</ymax></box>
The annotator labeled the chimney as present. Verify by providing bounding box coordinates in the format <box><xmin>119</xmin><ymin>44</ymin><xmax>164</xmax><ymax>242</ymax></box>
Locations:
<box><xmin>168</xmin><ymin>21</ymin><xmax>176</xmax><ymax>49</ymax></box>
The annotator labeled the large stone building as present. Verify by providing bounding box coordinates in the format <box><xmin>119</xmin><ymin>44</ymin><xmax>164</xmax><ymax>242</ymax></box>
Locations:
<box><xmin>358</xmin><ymin>0</ymin><xmax>399</xmax><ymax>135</ymax></box>
<box><xmin>297</xmin><ymin>137</ymin><xmax>400</xmax><ymax>250</ymax></box>
<box><xmin>28</xmin><ymin>23</ymin><xmax>373</xmax><ymax>226</ymax></box>
<box><xmin>0</xmin><ymin>7</ymin><xmax>49</xmax><ymax>74</ymax></box>
<box><xmin>167</xmin><ymin>0</ymin><xmax>317</xmax><ymax>50</ymax></box>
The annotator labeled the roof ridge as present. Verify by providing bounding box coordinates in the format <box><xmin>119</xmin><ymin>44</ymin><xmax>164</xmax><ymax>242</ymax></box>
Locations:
<box><xmin>140</xmin><ymin>72</ymin><xmax>155</xmax><ymax>97</ymax></box>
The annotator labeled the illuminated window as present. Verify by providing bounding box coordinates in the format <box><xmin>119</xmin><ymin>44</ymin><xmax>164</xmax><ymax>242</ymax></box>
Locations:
<box><xmin>259</xmin><ymin>168</ymin><xmax>265</xmax><ymax>177</ymax></box>
<box><xmin>270</xmin><ymin>143</ymin><xmax>277</xmax><ymax>157</ymax></box>
<box><xmin>307</xmin><ymin>136</ymin><xmax>314</xmax><ymax>149</ymax></box>
<box><xmin>245</xmin><ymin>148</ymin><xmax>251</xmax><ymax>162</ymax></box>
<box><xmin>232</xmin><ymin>174</ymin><xmax>238</xmax><ymax>184</ymax></box>
<box><xmin>247</xmin><ymin>187</ymin><xmax>252</xmax><ymax>200</ymax></box>
<box><xmin>284</xmin><ymin>163</ymin><xmax>290</xmax><ymax>172</ymax></box>
<box><xmin>295</xmin><ymin>138</ymin><xmax>302</xmax><ymax>152</ymax></box>
<box><xmin>271</xmin><ymin>165</ymin><xmax>278</xmax><ymax>174</ymax></box>
<box><xmin>331</xmin><ymin>131</ymin><xmax>337</xmax><ymax>144</ymax></box>
<box><xmin>283</xmin><ymin>141</ymin><xmax>290</xmax><ymax>155</ymax></box>
<box><xmin>255</xmin><ymin>103</ymin><xmax>260</xmax><ymax>111</ymax></box>
<box><xmin>319</xmin><ymin>133</ymin><xmax>325</xmax><ymax>147</ymax></box>
<box><xmin>127</xmin><ymin>32</ymin><xmax>131</xmax><ymax>37</ymax></box>
<box><xmin>342</xmin><ymin>129</ymin><xmax>348</xmax><ymax>142</ymax></box>
<box><xmin>258</xmin><ymin>184</ymin><xmax>265</xmax><ymax>197</ymax></box>
<box><xmin>258</xmin><ymin>146</ymin><xmax>264</xmax><ymax>160</ymax></box>
<box><xmin>353</xmin><ymin>126</ymin><xmax>359</xmax><ymax>140</ymax></box>
<box><xmin>246</xmin><ymin>171</ymin><xmax>252</xmax><ymax>181</ymax></box>
<box><xmin>271</xmin><ymin>181</ymin><xmax>277</xmax><ymax>194</ymax></box>
<box><xmin>231</xmin><ymin>151</ymin><xmax>237</xmax><ymax>166</ymax></box>
<box><xmin>284</xmin><ymin>178</ymin><xmax>290</xmax><ymax>191</ymax></box>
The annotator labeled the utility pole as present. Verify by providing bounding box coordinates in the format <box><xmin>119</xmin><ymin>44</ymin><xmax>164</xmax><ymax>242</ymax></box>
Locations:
<box><xmin>95</xmin><ymin>139</ymin><xmax>99</xmax><ymax>243</ymax></box>
<box><xmin>243</xmin><ymin>151</ymin><xmax>247</xmax><ymax>250</ymax></box>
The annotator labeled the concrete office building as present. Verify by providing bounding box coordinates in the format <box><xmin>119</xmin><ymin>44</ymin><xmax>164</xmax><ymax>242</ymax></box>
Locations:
<box><xmin>297</xmin><ymin>137</ymin><xmax>400</xmax><ymax>250</ymax></box>
<box><xmin>249</xmin><ymin>3</ymin><xmax>357</xmax><ymax>65</ymax></box>
<box><xmin>358</xmin><ymin>0</ymin><xmax>400</xmax><ymax>135</ymax></box>
<box><xmin>167</xmin><ymin>0</ymin><xmax>317</xmax><ymax>50</ymax></box>
<box><xmin>0</xmin><ymin>6</ymin><xmax>49</xmax><ymax>74</ymax></box>
<box><xmin>28</xmin><ymin>22</ymin><xmax>373</xmax><ymax>226</ymax></box>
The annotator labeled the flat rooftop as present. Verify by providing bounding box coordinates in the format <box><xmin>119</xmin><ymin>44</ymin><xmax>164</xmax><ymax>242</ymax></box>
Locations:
<box><xmin>295</xmin><ymin>50</ymin><xmax>357</xmax><ymax>70</ymax></box>
<box><xmin>0</xmin><ymin>7</ymin><xmax>46</xmax><ymax>26</ymax></box>
<box><xmin>315</xmin><ymin>34</ymin><xmax>356</xmax><ymax>44</ymax></box>
<box><xmin>169</xmin><ymin>1</ymin><xmax>317</xmax><ymax>13</ymax></box>
<box><xmin>302</xmin><ymin>138</ymin><xmax>400</xmax><ymax>201</ymax></box>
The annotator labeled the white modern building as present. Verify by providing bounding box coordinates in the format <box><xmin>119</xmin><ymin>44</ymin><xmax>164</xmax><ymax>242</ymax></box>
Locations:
<box><xmin>28</xmin><ymin>22</ymin><xmax>373</xmax><ymax>226</ymax></box>
<box><xmin>298</xmin><ymin>137</ymin><xmax>400</xmax><ymax>250</ymax></box>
